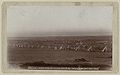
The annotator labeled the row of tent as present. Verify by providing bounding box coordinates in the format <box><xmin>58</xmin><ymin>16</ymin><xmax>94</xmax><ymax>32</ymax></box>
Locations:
<box><xmin>8</xmin><ymin>41</ymin><xmax>112</xmax><ymax>52</ymax></box>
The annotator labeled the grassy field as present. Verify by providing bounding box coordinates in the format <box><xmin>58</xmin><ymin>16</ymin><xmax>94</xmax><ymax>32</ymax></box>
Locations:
<box><xmin>8</xmin><ymin>48</ymin><xmax>112</xmax><ymax>70</ymax></box>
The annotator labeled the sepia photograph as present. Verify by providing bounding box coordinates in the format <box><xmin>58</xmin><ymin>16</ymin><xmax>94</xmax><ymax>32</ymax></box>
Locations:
<box><xmin>1</xmin><ymin>2</ymin><xmax>119</xmax><ymax>72</ymax></box>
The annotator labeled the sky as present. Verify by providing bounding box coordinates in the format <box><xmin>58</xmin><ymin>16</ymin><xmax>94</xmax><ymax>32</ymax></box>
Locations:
<box><xmin>7</xmin><ymin>5</ymin><xmax>113</xmax><ymax>37</ymax></box>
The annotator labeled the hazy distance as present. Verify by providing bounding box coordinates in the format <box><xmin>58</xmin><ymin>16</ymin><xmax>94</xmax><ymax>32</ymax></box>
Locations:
<box><xmin>7</xmin><ymin>5</ymin><xmax>113</xmax><ymax>37</ymax></box>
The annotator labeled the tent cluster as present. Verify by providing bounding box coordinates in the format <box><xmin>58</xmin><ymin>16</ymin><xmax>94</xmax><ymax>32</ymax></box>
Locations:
<box><xmin>8</xmin><ymin>39</ymin><xmax>112</xmax><ymax>52</ymax></box>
